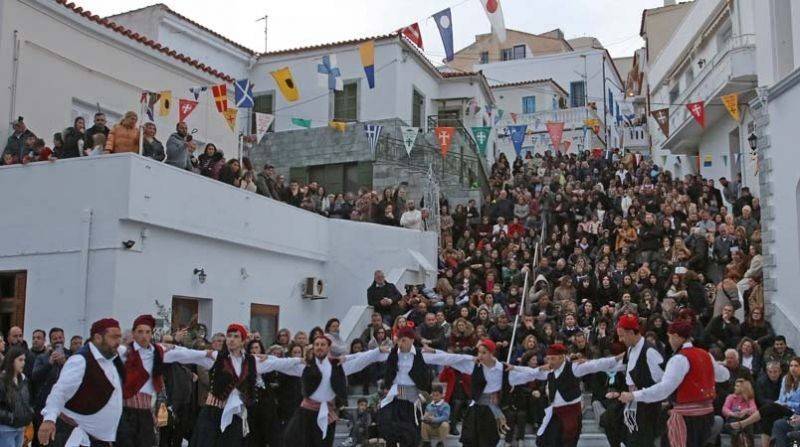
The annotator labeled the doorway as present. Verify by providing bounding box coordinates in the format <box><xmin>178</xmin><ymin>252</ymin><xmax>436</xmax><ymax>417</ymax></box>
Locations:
<box><xmin>250</xmin><ymin>304</ymin><xmax>279</xmax><ymax>346</ymax></box>
<box><xmin>0</xmin><ymin>272</ymin><xmax>26</xmax><ymax>336</ymax></box>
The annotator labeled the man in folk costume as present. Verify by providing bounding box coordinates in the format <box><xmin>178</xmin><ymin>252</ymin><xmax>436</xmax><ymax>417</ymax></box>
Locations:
<box><xmin>38</xmin><ymin>318</ymin><xmax>124</xmax><ymax>447</ymax></box>
<box><xmin>619</xmin><ymin>320</ymin><xmax>730</xmax><ymax>447</ymax></box>
<box><xmin>513</xmin><ymin>343</ymin><xmax>622</xmax><ymax>447</ymax></box>
<box><xmin>271</xmin><ymin>334</ymin><xmax>388</xmax><ymax>447</ymax></box>
<box><xmin>612</xmin><ymin>314</ymin><xmax>665</xmax><ymax>446</ymax></box>
<box><xmin>375</xmin><ymin>326</ymin><xmax>475</xmax><ymax>447</ymax></box>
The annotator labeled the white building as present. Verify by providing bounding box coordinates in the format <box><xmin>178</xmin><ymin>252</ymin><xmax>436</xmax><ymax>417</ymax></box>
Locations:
<box><xmin>0</xmin><ymin>154</ymin><xmax>436</xmax><ymax>343</ymax></box>
<box><xmin>644</xmin><ymin>0</ymin><xmax>759</xmax><ymax>192</ymax></box>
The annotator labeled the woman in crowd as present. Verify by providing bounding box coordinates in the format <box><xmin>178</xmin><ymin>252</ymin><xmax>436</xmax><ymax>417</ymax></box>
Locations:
<box><xmin>0</xmin><ymin>346</ymin><xmax>32</xmax><ymax>447</ymax></box>
<box><xmin>60</xmin><ymin>117</ymin><xmax>85</xmax><ymax>159</ymax></box>
<box><xmin>105</xmin><ymin>111</ymin><xmax>139</xmax><ymax>153</ymax></box>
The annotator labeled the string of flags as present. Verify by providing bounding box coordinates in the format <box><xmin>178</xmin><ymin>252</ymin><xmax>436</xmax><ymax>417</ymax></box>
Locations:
<box><xmin>650</xmin><ymin>92</ymin><xmax>743</xmax><ymax>138</ymax></box>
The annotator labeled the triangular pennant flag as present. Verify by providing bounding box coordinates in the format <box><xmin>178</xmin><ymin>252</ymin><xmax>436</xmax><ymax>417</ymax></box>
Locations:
<box><xmin>508</xmin><ymin>125</ymin><xmax>527</xmax><ymax>156</ymax></box>
<box><xmin>317</xmin><ymin>55</ymin><xmax>343</xmax><ymax>91</ymax></box>
<box><xmin>703</xmin><ymin>154</ymin><xmax>713</xmax><ymax>167</ymax></box>
<box><xmin>291</xmin><ymin>117</ymin><xmax>311</xmax><ymax>128</ymax></box>
<box><xmin>329</xmin><ymin>121</ymin><xmax>347</xmax><ymax>132</ymax></box>
<box><xmin>721</xmin><ymin>93</ymin><xmax>740</xmax><ymax>122</ymax></box>
<box><xmin>222</xmin><ymin>108</ymin><xmax>237</xmax><ymax>132</ymax></box>
<box><xmin>400</xmin><ymin>126</ymin><xmax>420</xmax><ymax>157</ymax></box>
<box><xmin>466</xmin><ymin>98</ymin><xmax>480</xmax><ymax>116</ymax></box>
<box><xmin>255</xmin><ymin>113</ymin><xmax>274</xmax><ymax>142</ymax></box>
<box><xmin>235</xmin><ymin>79</ymin><xmax>255</xmax><ymax>108</ymax></box>
<box><xmin>433</xmin><ymin>8</ymin><xmax>454</xmax><ymax>61</ymax></box>
<box><xmin>141</xmin><ymin>91</ymin><xmax>160</xmax><ymax>121</ymax></box>
<box><xmin>494</xmin><ymin>109</ymin><xmax>504</xmax><ymax>126</ymax></box>
<box><xmin>211</xmin><ymin>84</ymin><xmax>228</xmax><ymax>112</ymax></box>
<box><xmin>158</xmin><ymin>91</ymin><xmax>172</xmax><ymax>117</ymax></box>
<box><xmin>562</xmin><ymin>140</ymin><xmax>572</xmax><ymax>153</ymax></box>
<box><xmin>359</xmin><ymin>41</ymin><xmax>376</xmax><ymax>89</ymax></box>
<box><xmin>676</xmin><ymin>155</ymin><xmax>682</xmax><ymax>164</ymax></box>
<box><xmin>400</xmin><ymin>23</ymin><xmax>423</xmax><ymax>49</ymax></box>
<box><xmin>686</xmin><ymin>101</ymin><xmax>705</xmax><ymax>128</ymax></box>
<box><xmin>178</xmin><ymin>99</ymin><xmax>198</xmax><ymax>122</ymax></box>
<box><xmin>435</xmin><ymin>126</ymin><xmax>456</xmax><ymax>158</ymax></box>
<box><xmin>471</xmin><ymin>126</ymin><xmax>491</xmax><ymax>156</ymax></box>
<box><xmin>271</xmin><ymin>67</ymin><xmax>300</xmax><ymax>101</ymax></box>
<box><xmin>546</xmin><ymin>122</ymin><xmax>565</xmax><ymax>151</ymax></box>
<box><xmin>479</xmin><ymin>0</ymin><xmax>507</xmax><ymax>42</ymax></box>
<box><xmin>650</xmin><ymin>108</ymin><xmax>669</xmax><ymax>137</ymax></box>
<box><xmin>722</xmin><ymin>154</ymin><xmax>728</xmax><ymax>166</ymax></box>
<box><xmin>364</xmin><ymin>124</ymin><xmax>383</xmax><ymax>156</ymax></box>
<box><xmin>189</xmin><ymin>86</ymin><xmax>207</xmax><ymax>101</ymax></box>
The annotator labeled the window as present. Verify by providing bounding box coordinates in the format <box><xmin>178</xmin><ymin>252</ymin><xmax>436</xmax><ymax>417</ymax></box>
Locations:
<box><xmin>501</xmin><ymin>46</ymin><xmax>526</xmax><ymax>61</ymax></box>
<box><xmin>501</xmin><ymin>48</ymin><xmax>513</xmax><ymax>61</ymax></box>
<box><xmin>251</xmin><ymin>93</ymin><xmax>274</xmax><ymax>133</ymax></box>
<box><xmin>684</xmin><ymin>68</ymin><xmax>694</xmax><ymax>87</ymax></box>
<box><xmin>522</xmin><ymin>96</ymin><xmax>536</xmax><ymax>114</ymax></box>
<box><xmin>479</xmin><ymin>51</ymin><xmax>489</xmax><ymax>64</ymax></box>
<box><xmin>171</xmin><ymin>297</ymin><xmax>199</xmax><ymax>331</ymax></box>
<box><xmin>250</xmin><ymin>304</ymin><xmax>279</xmax><ymax>346</ymax></box>
<box><xmin>71</xmin><ymin>99</ymin><xmax>121</xmax><ymax>127</ymax></box>
<box><xmin>412</xmin><ymin>89</ymin><xmax>425</xmax><ymax>128</ymax></box>
<box><xmin>569</xmin><ymin>81</ymin><xmax>586</xmax><ymax>107</ymax></box>
<box><xmin>669</xmin><ymin>85</ymin><xmax>680</xmax><ymax>104</ymax></box>
<box><xmin>334</xmin><ymin>81</ymin><xmax>359</xmax><ymax>121</ymax></box>
<box><xmin>513</xmin><ymin>45</ymin><xmax>526</xmax><ymax>59</ymax></box>
<box><xmin>307</xmin><ymin>162</ymin><xmax>364</xmax><ymax>194</ymax></box>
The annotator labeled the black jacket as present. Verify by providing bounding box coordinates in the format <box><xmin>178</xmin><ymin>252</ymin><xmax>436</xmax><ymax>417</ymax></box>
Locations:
<box><xmin>31</xmin><ymin>348</ymin><xmax>70</xmax><ymax>411</ymax></box>
<box><xmin>60</xmin><ymin>127</ymin><xmax>85</xmax><ymax>159</ymax></box>
<box><xmin>367</xmin><ymin>281</ymin><xmax>401</xmax><ymax>315</ymax></box>
<box><xmin>84</xmin><ymin>125</ymin><xmax>109</xmax><ymax>149</ymax></box>
<box><xmin>0</xmin><ymin>374</ymin><xmax>34</xmax><ymax>428</ymax></box>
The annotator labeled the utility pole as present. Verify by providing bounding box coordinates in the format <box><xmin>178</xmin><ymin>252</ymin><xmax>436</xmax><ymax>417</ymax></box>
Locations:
<box><xmin>256</xmin><ymin>15</ymin><xmax>268</xmax><ymax>53</ymax></box>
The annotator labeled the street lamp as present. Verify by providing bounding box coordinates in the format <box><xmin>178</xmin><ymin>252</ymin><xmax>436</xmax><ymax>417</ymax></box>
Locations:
<box><xmin>748</xmin><ymin>133</ymin><xmax>758</xmax><ymax>151</ymax></box>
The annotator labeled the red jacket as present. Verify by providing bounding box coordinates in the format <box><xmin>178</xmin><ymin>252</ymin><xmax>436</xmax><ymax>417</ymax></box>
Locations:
<box><xmin>675</xmin><ymin>346</ymin><xmax>716</xmax><ymax>404</ymax></box>
<box><xmin>439</xmin><ymin>366</ymin><xmax>472</xmax><ymax>403</ymax></box>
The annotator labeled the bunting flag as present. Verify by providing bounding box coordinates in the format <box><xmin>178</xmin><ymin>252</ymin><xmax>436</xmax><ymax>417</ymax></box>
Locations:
<box><xmin>364</xmin><ymin>124</ymin><xmax>383</xmax><ymax>156</ymax></box>
<box><xmin>508</xmin><ymin>125</ymin><xmax>527</xmax><ymax>156</ymax></box>
<box><xmin>291</xmin><ymin>117</ymin><xmax>311</xmax><ymax>128</ymax></box>
<box><xmin>271</xmin><ymin>67</ymin><xmax>300</xmax><ymax>102</ymax></box>
<box><xmin>676</xmin><ymin>155</ymin><xmax>682</xmax><ymax>164</ymax></box>
<box><xmin>359</xmin><ymin>41</ymin><xmax>376</xmax><ymax>89</ymax></box>
<box><xmin>650</xmin><ymin>108</ymin><xmax>670</xmax><ymax>137</ymax></box>
<box><xmin>317</xmin><ymin>55</ymin><xmax>343</xmax><ymax>91</ymax></box>
<box><xmin>400</xmin><ymin>126</ymin><xmax>420</xmax><ymax>157</ymax></box>
<box><xmin>703</xmin><ymin>154</ymin><xmax>712</xmax><ymax>167</ymax></box>
<box><xmin>494</xmin><ymin>109</ymin><xmax>504</xmax><ymax>126</ymax></box>
<box><xmin>255</xmin><ymin>113</ymin><xmax>274</xmax><ymax>142</ymax></box>
<box><xmin>562</xmin><ymin>140</ymin><xmax>572</xmax><ymax>153</ymax></box>
<box><xmin>471</xmin><ymin>126</ymin><xmax>491</xmax><ymax>156</ymax></box>
<box><xmin>235</xmin><ymin>79</ymin><xmax>255</xmax><ymax>108</ymax></box>
<box><xmin>400</xmin><ymin>23</ymin><xmax>423</xmax><ymax>49</ymax></box>
<box><xmin>433</xmin><ymin>8</ymin><xmax>454</xmax><ymax>61</ymax></box>
<box><xmin>178</xmin><ymin>99</ymin><xmax>198</xmax><ymax>122</ymax></box>
<box><xmin>466</xmin><ymin>98</ymin><xmax>481</xmax><ymax>116</ymax></box>
<box><xmin>661</xmin><ymin>155</ymin><xmax>667</xmax><ymax>166</ymax></box>
<box><xmin>546</xmin><ymin>122</ymin><xmax>565</xmax><ymax>151</ymax></box>
<box><xmin>435</xmin><ymin>126</ymin><xmax>456</xmax><ymax>158</ymax></box>
<box><xmin>222</xmin><ymin>108</ymin><xmax>238</xmax><ymax>132</ymax></box>
<box><xmin>158</xmin><ymin>91</ymin><xmax>172</xmax><ymax>117</ymax></box>
<box><xmin>510</xmin><ymin>112</ymin><xmax>518</xmax><ymax>124</ymax></box>
<box><xmin>479</xmin><ymin>0</ymin><xmax>507</xmax><ymax>42</ymax></box>
<box><xmin>189</xmin><ymin>86</ymin><xmax>207</xmax><ymax>101</ymax></box>
<box><xmin>686</xmin><ymin>101</ymin><xmax>705</xmax><ymax>128</ymax></box>
<box><xmin>211</xmin><ymin>84</ymin><xmax>228</xmax><ymax>112</ymax></box>
<box><xmin>140</xmin><ymin>91</ymin><xmax>160</xmax><ymax>121</ymax></box>
<box><xmin>722</xmin><ymin>154</ymin><xmax>728</xmax><ymax>166</ymax></box>
<box><xmin>329</xmin><ymin>121</ymin><xmax>347</xmax><ymax>132</ymax></box>
<box><xmin>721</xmin><ymin>93</ymin><xmax>740</xmax><ymax>122</ymax></box>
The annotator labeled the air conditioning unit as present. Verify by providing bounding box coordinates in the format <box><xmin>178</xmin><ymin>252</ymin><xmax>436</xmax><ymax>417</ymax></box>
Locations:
<box><xmin>303</xmin><ymin>277</ymin><xmax>327</xmax><ymax>299</ymax></box>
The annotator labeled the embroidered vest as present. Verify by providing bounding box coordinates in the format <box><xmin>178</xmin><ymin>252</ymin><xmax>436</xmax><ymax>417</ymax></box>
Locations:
<box><xmin>64</xmin><ymin>345</ymin><xmax>125</xmax><ymax>415</ymax></box>
<box><xmin>122</xmin><ymin>343</ymin><xmax>165</xmax><ymax>399</ymax></box>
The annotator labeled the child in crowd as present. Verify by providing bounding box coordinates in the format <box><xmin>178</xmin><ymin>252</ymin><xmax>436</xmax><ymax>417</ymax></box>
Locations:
<box><xmin>87</xmin><ymin>133</ymin><xmax>106</xmax><ymax>156</ymax></box>
<box><xmin>421</xmin><ymin>385</ymin><xmax>451</xmax><ymax>447</ymax></box>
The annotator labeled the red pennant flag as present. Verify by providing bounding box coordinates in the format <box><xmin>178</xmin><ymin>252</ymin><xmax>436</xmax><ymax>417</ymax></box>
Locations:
<box><xmin>562</xmin><ymin>140</ymin><xmax>572</xmax><ymax>153</ymax></box>
<box><xmin>686</xmin><ymin>101</ymin><xmax>705</xmax><ymax>128</ymax></box>
<box><xmin>400</xmin><ymin>23</ymin><xmax>423</xmax><ymax>49</ymax></box>
<box><xmin>178</xmin><ymin>99</ymin><xmax>198</xmax><ymax>122</ymax></box>
<box><xmin>546</xmin><ymin>122</ymin><xmax>565</xmax><ymax>151</ymax></box>
<box><xmin>211</xmin><ymin>84</ymin><xmax>228</xmax><ymax>113</ymax></box>
<box><xmin>435</xmin><ymin>127</ymin><xmax>456</xmax><ymax>158</ymax></box>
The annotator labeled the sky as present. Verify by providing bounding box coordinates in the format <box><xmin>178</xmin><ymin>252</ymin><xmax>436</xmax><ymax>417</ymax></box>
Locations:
<box><xmin>76</xmin><ymin>0</ymin><xmax>664</xmax><ymax>61</ymax></box>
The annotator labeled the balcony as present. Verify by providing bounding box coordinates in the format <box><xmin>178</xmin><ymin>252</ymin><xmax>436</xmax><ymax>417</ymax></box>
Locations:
<box><xmin>624</xmin><ymin>126</ymin><xmax>649</xmax><ymax>149</ymax></box>
<box><xmin>496</xmin><ymin>106</ymin><xmax>605</xmax><ymax>134</ymax></box>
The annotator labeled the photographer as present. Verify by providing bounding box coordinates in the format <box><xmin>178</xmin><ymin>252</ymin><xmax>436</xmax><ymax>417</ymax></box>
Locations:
<box><xmin>165</xmin><ymin>121</ymin><xmax>196</xmax><ymax>170</ymax></box>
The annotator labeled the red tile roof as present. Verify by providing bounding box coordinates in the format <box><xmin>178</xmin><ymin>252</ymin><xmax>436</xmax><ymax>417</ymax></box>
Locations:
<box><xmin>491</xmin><ymin>78</ymin><xmax>569</xmax><ymax>97</ymax></box>
<box><xmin>440</xmin><ymin>71</ymin><xmax>480</xmax><ymax>78</ymax></box>
<box><xmin>261</xmin><ymin>33</ymin><xmax>399</xmax><ymax>57</ymax></box>
<box><xmin>56</xmin><ymin>0</ymin><xmax>234</xmax><ymax>82</ymax></box>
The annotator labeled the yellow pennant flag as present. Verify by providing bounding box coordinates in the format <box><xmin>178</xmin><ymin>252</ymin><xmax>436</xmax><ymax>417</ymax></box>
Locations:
<box><xmin>222</xmin><ymin>108</ymin><xmax>237</xmax><ymax>132</ymax></box>
<box><xmin>329</xmin><ymin>121</ymin><xmax>347</xmax><ymax>133</ymax></box>
<box><xmin>271</xmin><ymin>67</ymin><xmax>300</xmax><ymax>102</ymax></box>
<box><xmin>721</xmin><ymin>93</ymin><xmax>739</xmax><ymax>122</ymax></box>
<box><xmin>158</xmin><ymin>91</ymin><xmax>172</xmax><ymax>117</ymax></box>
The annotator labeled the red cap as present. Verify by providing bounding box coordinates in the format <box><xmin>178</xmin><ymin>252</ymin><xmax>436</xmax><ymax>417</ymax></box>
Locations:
<box><xmin>668</xmin><ymin>320</ymin><xmax>693</xmax><ymax>339</ymax></box>
<box><xmin>478</xmin><ymin>338</ymin><xmax>496</xmax><ymax>354</ymax></box>
<box><xmin>616</xmin><ymin>314</ymin><xmax>640</xmax><ymax>332</ymax></box>
<box><xmin>226</xmin><ymin>323</ymin><xmax>248</xmax><ymax>340</ymax></box>
<box><xmin>90</xmin><ymin>318</ymin><xmax>120</xmax><ymax>336</ymax></box>
<box><xmin>396</xmin><ymin>326</ymin><xmax>416</xmax><ymax>341</ymax></box>
<box><xmin>132</xmin><ymin>314</ymin><xmax>156</xmax><ymax>330</ymax></box>
<box><xmin>546</xmin><ymin>343</ymin><xmax>568</xmax><ymax>356</ymax></box>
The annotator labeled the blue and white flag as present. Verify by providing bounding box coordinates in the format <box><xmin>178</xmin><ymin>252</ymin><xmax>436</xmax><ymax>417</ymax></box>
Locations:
<box><xmin>433</xmin><ymin>8</ymin><xmax>454</xmax><ymax>61</ymax></box>
<box><xmin>507</xmin><ymin>124</ymin><xmax>527</xmax><ymax>156</ymax></box>
<box><xmin>365</xmin><ymin>124</ymin><xmax>383</xmax><ymax>156</ymax></box>
<box><xmin>189</xmin><ymin>86</ymin><xmax>207</xmax><ymax>101</ymax></box>
<box><xmin>317</xmin><ymin>55</ymin><xmax>343</xmax><ymax>91</ymax></box>
<box><xmin>235</xmin><ymin>79</ymin><xmax>254</xmax><ymax>108</ymax></box>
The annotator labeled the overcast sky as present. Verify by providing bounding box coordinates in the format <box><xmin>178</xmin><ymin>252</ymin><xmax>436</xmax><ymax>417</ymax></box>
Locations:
<box><xmin>79</xmin><ymin>0</ymin><xmax>665</xmax><ymax>60</ymax></box>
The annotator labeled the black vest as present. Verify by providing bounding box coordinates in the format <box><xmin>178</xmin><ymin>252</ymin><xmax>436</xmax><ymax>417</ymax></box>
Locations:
<box><xmin>384</xmin><ymin>346</ymin><xmax>432</xmax><ymax>393</ymax></box>
<box><xmin>208</xmin><ymin>351</ymin><xmax>257</xmax><ymax>406</ymax></box>
<box><xmin>624</xmin><ymin>341</ymin><xmax>657</xmax><ymax>390</ymax></box>
<box><xmin>301</xmin><ymin>358</ymin><xmax>347</xmax><ymax>401</ymax></box>
<box><xmin>64</xmin><ymin>345</ymin><xmax>125</xmax><ymax>415</ymax></box>
<box><xmin>470</xmin><ymin>362</ymin><xmax>509</xmax><ymax>406</ymax></box>
<box><xmin>546</xmin><ymin>361</ymin><xmax>581</xmax><ymax>404</ymax></box>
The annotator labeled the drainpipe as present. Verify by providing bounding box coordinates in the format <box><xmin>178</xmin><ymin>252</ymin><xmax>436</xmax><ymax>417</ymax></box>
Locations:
<box><xmin>78</xmin><ymin>209</ymin><xmax>94</xmax><ymax>333</ymax></box>
<box><xmin>7</xmin><ymin>30</ymin><xmax>20</xmax><ymax>134</ymax></box>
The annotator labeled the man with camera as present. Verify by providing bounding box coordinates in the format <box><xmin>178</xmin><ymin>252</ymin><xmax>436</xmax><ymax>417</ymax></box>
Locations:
<box><xmin>31</xmin><ymin>328</ymin><xmax>70</xmax><ymax>447</ymax></box>
<box><xmin>165</xmin><ymin>121</ymin><xmax>196</xmax><ymax>171</ymax></box>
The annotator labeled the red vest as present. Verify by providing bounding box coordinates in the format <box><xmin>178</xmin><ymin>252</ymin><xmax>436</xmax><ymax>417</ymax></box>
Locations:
<box><xmin>675</xmin><ymin>346</ymin><xmax>716</xmax><ymax>404</ymax></box>
<box><xmin>122</xmin><ymin>343</ymin><xmax>164</xmax><ymax>399</ymax></box>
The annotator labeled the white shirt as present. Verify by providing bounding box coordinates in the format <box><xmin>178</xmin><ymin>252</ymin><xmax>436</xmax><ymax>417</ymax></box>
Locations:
<box><xmin>492</xmin><ymin>224</ymin><xmax>509</xmax><ymax>235</ymax></box>
<box><xmin>626</xmin><ymin>337</ymin><xmax>664</xmax><ymax>387</ymax></box>
<box><xmin>632</xmin><ymin>342</ymin><xmax>731</xmax><ymax>403</ymax></box>
<box><xmin>742</xmin><ymin>355</ymin><xmax>754</xmax><ymax>372</ymax></box>
<box><xmin>42</xmin><ymin>343</ymin><xmax>123</xmax><ymax>444</ymax></box>
<box><xmin>400</xmin><ymin>210</ymin><xmax>423</xmax><ymax>230</ymax></box>
<box><xmin>117</xmin><ymin>342</ymin><xmax>156</xmax><ymax>396</ymax></box>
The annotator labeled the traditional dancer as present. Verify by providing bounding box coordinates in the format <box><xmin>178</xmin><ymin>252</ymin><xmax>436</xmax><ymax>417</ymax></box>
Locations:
<box><xmin>38</xmin><ymin>318</ymin><xmax>124</xmax><ymax>447</ymax></box>
<box><xmin>619</xmin><ymin>319</ymin><xmax>730</xmax><ymax>447</ymax></box>
<box><xmin>513</xmin><ymin>343</ymin><xmax>623</xmax><ymax>447</ymax></box>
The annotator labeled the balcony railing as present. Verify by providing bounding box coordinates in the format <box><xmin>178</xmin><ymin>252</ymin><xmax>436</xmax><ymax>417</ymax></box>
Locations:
<box><xmin>496</xmin><ymin>106</ymin><xmax>605</xmax><ymax>133</ymax></box>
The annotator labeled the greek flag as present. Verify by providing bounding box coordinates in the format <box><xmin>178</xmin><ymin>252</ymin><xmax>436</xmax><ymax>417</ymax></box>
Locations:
<box><xmin>365</xmin><ymin>124</ymin><xmax>383</xmax><ymax>156</ymax></box>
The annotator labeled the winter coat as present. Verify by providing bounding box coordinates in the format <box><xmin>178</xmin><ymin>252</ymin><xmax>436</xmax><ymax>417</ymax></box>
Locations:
<box><xmin>60</xmin><ymin>127</ymin><xmax>84</xmax><ymax>159</ymax></box>
<box><xmin>105</xmin><ymin>124</ymin><xmax>139</xmax><ymax>153</ymax></box>
<box><xmin>0</xmin><ymin>374</ymin><xmax>33</xmax><ymax>428</ymax></box>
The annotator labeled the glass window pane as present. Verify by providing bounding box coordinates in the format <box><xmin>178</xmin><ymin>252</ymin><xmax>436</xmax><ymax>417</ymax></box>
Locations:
<box><xmin>334</xmin><ymin>82</ymin><xmax>358</xmax><ymax>121</ymax></box>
